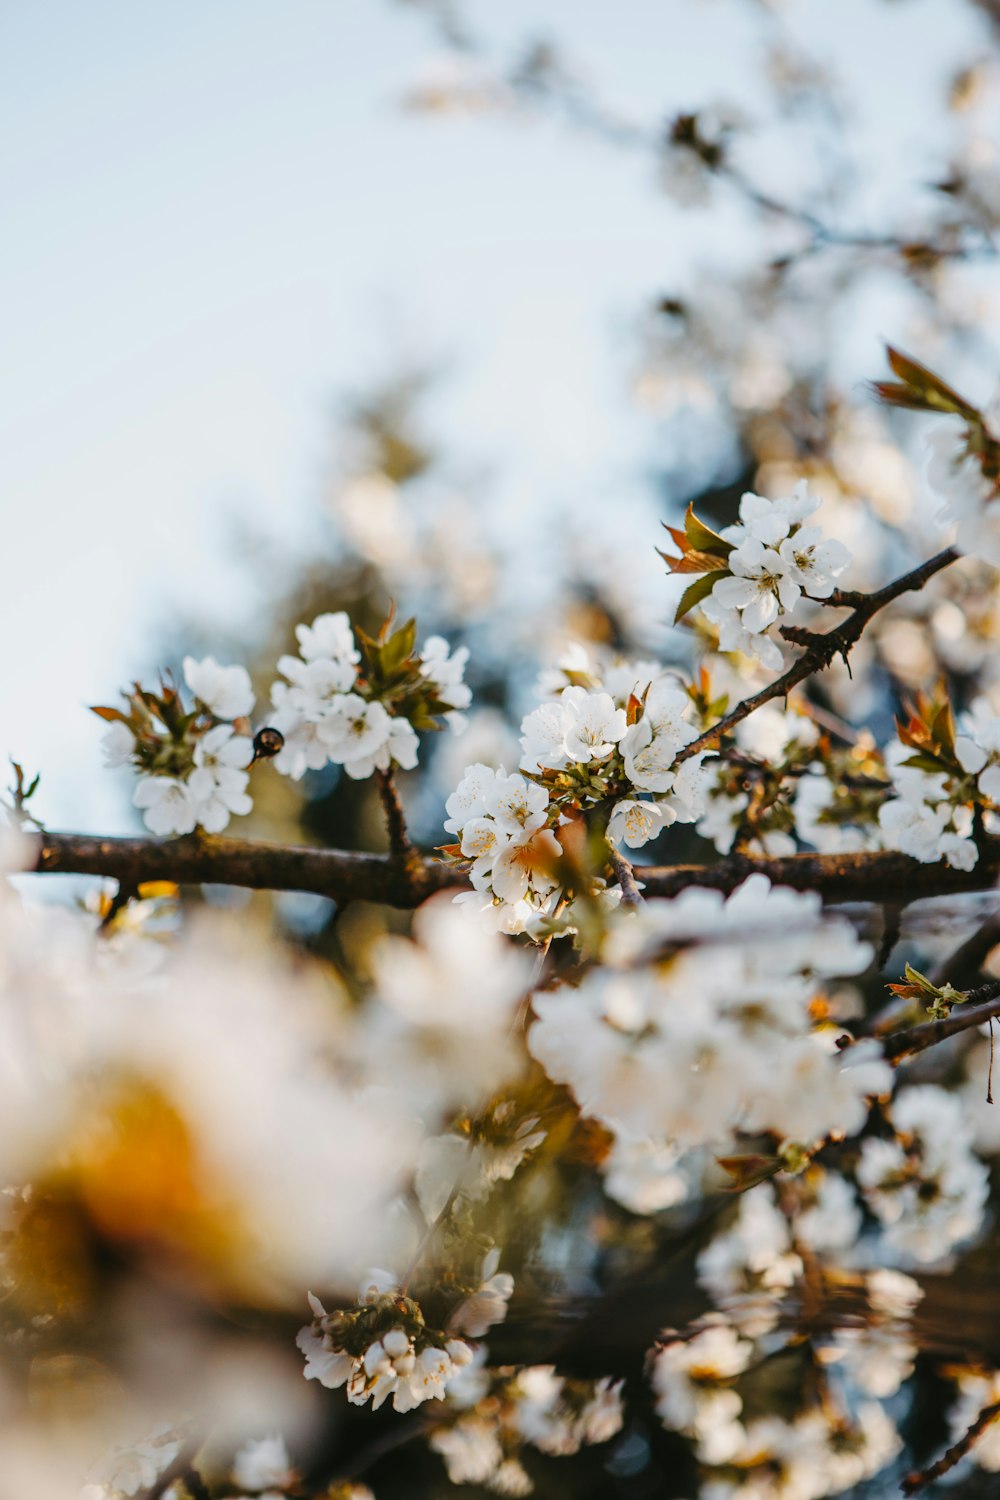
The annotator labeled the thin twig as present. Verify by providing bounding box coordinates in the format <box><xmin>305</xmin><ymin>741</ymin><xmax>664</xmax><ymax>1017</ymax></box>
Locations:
<box><xmin>880</xmin><ymin>980</ymin><xmax>1000</xmax><ymax>1062</ymax></box>
<box><xmin>901</xmin><ymin>1397</ymin><xmax>1000</xmax><ymax>1494</ymax></box>
<box><xmin>337</xmin><ymin>1413</ymin><xmax>427</xmax><ymax>1481</ymax></box>
<box><xmin>988</xmin><ymin>1017</ymin><xmax>995</xmax><ymax>1105</ymax></box>
<box><xmin>375</xmin><ymin>767</ymin><xmax>413</xmax><ymax>857</ymax></box>
<box><xmin>675</xmin><ymin>547</ymin><xmax>960</xmax><ymax>765</ymax></box>
<box><xmin>930</xmin><ymin>910</ymin><xmax>1000</xmax><ymax>989</ymax></box>
<box><xmin>606</xmin><ymin>844</ymin><xmax>644</xmax><ymax>905</ymax></box>
<box><xmin>457</xmin><ymin>29</ymin><xmax>995</xmax><ymax>268</ymax></box>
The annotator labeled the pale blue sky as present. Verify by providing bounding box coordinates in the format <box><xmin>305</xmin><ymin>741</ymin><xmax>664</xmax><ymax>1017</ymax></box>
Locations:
<box><xmin>0</xmin><ymin>0</ymin><xmax>990</xmax><ymax>829</ymax></box>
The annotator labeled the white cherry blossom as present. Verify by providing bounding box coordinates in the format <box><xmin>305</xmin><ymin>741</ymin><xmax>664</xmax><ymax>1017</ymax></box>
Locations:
<box><xmin>459</xmin><ymin>815</ymin><xmax>510</xmax><ymax>875</ymax></box>
<box><xmin>101</xmin><ymin>720</ymin><xmax>135</xmax><ymax>768</ymax></box>
<box><xmin>483</xmin><ymin>772</ymin><xmax>549</xmax><ymax>837</ymax></box>
<box><xmin>601</xmin><ymin>1135</ymin><xmax>689</xmax><ymax>1214</ymax></box>
<box><xmin>419</xmin><ymin>635</ymin><xmax>472</xmax><ymax>712</ymax></box>
<box><xmin>344</xmin><ymin>715</ymin><xmax>418</xmax><ymax>779</ymax></box>
<box><xmin>444</xmin><ymin>763</ymin><xmax>503</xmax><ymax>833</ymax></box>
<box><xmin>700</xmin><ymin>588</ymin><xmax>786</xmax><ymax>669</ymax></box>
<box><xmin>620</xmin><ymin>718</ymin><xmax>676</xmax><ymax>792</ymax></box>
<box><xmin>712</xmin><ymin>538</ymin><xmax>801</xmax><ymax>632</ymax></box>
<box><xmin>607</xmin><ymin>798</ymin><xmax>672</xmax><ymax>849</ymax></box>
<box><xmin>926</xmin><ymin>423</ymin><xmax>1000</xmax><ymax>569</ymax></box>
<box><xmin>490</xmin><ymin>828</ymin><xmax>561</xmax><ymax>903</ymax></box>
<box><xmin>183</xmin><ymin>655</ymin><xmax>255</xmax><ymax>720</ymax></box>
<box><xmin>448</xmin><ymin>1248</ymin><xmax>515</xmax><ymax>1337</ymax></box>
<box><xmin>561</xmin><ymin>688</ymin><xmax>627</xmax><ymax>763</ymax></box>
<box><xmin>231</xmin><ymin>1434</ymin><xmax>295</xmax><ymax>1492</ymax></box>
<box><xmin>720</xmin><ymin>484</ymin><xmax>820</xmax><ymax>548</ymax></box>
<box><xmin>316</xmin><ymin>693</ymin><xmax>391</xmax><ymax>764</ymax></box>
<box><xmin>878</xmin><ymin>793</ymin><xmax>977</xmax><ymax>870</ymax></box>
<box><xmin>519</xmin><ymin>698</ymin><xmax>573</xmax><ymax>771</ymax></box>
<box><xmin>955</xmin><ymin>697</ymin><xmax>1000</xmax><ymax>802</ymax></box>
<box><xmin>133</xmin><ymin>775</ymin><xmax>198</xmax><ymax>836</ymax></box>
<box><xmin>294</xmin><ymin>610</ymin><xmax>360</xmax><ymax>669</ymax></box>
<box><xmin>778</xmin><ymin>526</ymin><xmax>851</xmax><ymax>597</ymax></box>
<box><xmin>274</xmin><ymin>656</ymin><xmax>359</xmax><ymax>718</ymax></box>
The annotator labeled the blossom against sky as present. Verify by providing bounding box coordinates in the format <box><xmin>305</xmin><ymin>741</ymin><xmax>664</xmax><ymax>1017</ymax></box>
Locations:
<box><xmin>0</xmin><ymin>0</ymin><xmax>991</xmax><ymax>829</ymax></box>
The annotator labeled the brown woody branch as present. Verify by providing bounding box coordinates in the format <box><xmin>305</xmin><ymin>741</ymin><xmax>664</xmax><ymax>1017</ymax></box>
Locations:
<box><xmin>902</xmin><ymin>1396</ymin><xmax>1000</xmax><ymax>1494</ymax></box>
<box><xmin>881</xmin><ymin>979</ymin><xmax>1000</xmax><ymax>1063</ymax></box>
<box><xmin>375</xmin><ymin>766</ymin><xmax>414</xmax><ymax>857</ymax></box>
<box><xmin>931</xmin><ymin>910</ymin><xmax>1000</xmax><ymax>989</ymax></box>
<box><xmin>28</xmin><ymin>828</ymin><xmax>1000</xmax><ymax>910</ymax></box>
<box><xmin>605</xmin><ymin>844</ymin><xmax>644</xmax><ymax>906</ymax></box>
<box><xmin>676</xmin><ymin>547</ymin><xmax>960</xmax><ymax>764</ymax></box>
<box><xmin>32</xmin><ymin>831</ymin><xmax>457</xmax><ymax>908</ymax></box>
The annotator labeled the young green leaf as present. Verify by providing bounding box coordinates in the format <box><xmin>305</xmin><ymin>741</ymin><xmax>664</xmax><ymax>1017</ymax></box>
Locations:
<box><xmin>674</xmin><ymin>568</ymin><xmax>729</xmax><ymax>625</ymax></box>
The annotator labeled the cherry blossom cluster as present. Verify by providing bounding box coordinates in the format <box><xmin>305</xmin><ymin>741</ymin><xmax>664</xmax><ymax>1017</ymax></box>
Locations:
<box><xmin>649</xmin><ymin>1311</ymin><xmax>903</xmax><ymax>1493</ymax></box>
<box><xmin>299</xmin><ymin>1286</ymin><xmax>476</xmax><ymax>1413</ymax></box>
<box><xmin>225</xmin><ymin>1434</ymin><xmax>298</xmax><ymax>1497</ymax></box>
<box><xmin>269</xmin><ymin>610</ymin><xmax>469</xmax><ymax>780</ymax></box>
<box><xmin>429</xmin><ymin>1363</ymin><xmax>624</xmax><ymax>1495</ymax></box>
<box><xmin>876</xmin><ymin>691</ymin><xmax>1000</xmax><ymax>871</ymax></box>
<box><xmin>791</xmin><ymin>747</ymin><xmax>888</xmax><ymax>856</ymax></box>
<box><xmin>525</xmin><ymin>672</ymin><xmax>712</xmax><ymax>850</ymax></box>
<box><xmin>857</xmin><ymin>1084</ymin><xmax>990</xmax><ymax>1264</ymax></box>
<box><xmin>691</xmin><ymin>684</ymin><xmax>1000</xmax><ymax>870</ymax></box>
<box><xmin>647</xmin><ymin>1196</ymin><xmax>932</xmax><ymax>1496</ymax></box>
<box><xmin>632</xmin><ymin>976</ymin><xmax>998</xmax><ymax>1497</ymax></box>
<box><xmin>97</xmin><ymin>655</ymin><xmax>256</xmax><ymax>835</ymax></box>
<box><xmin>443</xmin><ymin>660</ymin><xmax>714</xmax><ymax>932</ymax></box>
<box><xmin>665</xmin><ymin>484</ymin><xmax>852</xmax><ymax>670</ymax></box>
<box><xmin>696</xmin><ymin>1178</ymin><xmax>841</xmax><ymax>1338</ymax></box>
<box><xmin>442</xmin><ymin>763</ymin><xmax>564</xmax><ymax>934</ymax></box>
<box><xmin>696</xmin><ymin>701</ymin><xmax>822</xmax><ymax>856</ymax></box>
<box><xmin>529</xmin><ymin>875</ymin><xmax>890</xmax><ymax>1208</ymax></box>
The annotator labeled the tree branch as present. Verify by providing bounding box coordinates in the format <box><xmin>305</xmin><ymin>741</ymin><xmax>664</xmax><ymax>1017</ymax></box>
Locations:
<box><xmin>605</xmin><ymin>844</ymin><xmax>644</xmax><ymax>906</ymax></box>
<box><xmin>930</xmin><ymin>909</ymin><xmax>1000</xmax><ymax>989</ymax></box>
<box><xmin>375</xmin><ymin>767</ymin><xmax>413</xmax><ymax>857</ymax></box>
<box><xmin>902</xmin><ymin>1396</ymin><xmax>1000</xmax><ymax>1494</ymax></box>
<box><xmin>881</xmin><ymin>979</ymin><xmax>1000</xmax><ymax>1063</ymax></box>
<box><xmin>27</xmin><ymin>828</ymin><xmax>1000</xmax><ymax>910</ymax></box>
<box><xmin>31</xmin><ymin>831</ymin><xmax>458</xmax><ymax>908</ymax></box>
<box><xmin>675</xmin><ymin>548</ymin><xmax>960</xmax><ymax>764</ymax></box>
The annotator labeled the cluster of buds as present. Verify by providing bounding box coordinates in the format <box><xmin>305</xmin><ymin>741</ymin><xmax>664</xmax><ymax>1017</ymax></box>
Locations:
<box><xmin>269</xmin><ymin>609</ymin><xmax>470</xmax><ymax>781</ymax></box>
<box><xmin>298</xmin><ymin>1289</ymin><xmax>474</xmax><ymax>1413</ymax></box>
<box><xmin>94</xmin><ymin>656</ymin><xmax>270</xmax><ymax>836</ymax></box>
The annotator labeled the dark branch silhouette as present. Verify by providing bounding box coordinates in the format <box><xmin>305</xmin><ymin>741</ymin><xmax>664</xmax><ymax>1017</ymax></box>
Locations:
<box><xmin>28</xmin><ymin>828</ymin><xmax>1000</xmax><ymax>909</ymax></box>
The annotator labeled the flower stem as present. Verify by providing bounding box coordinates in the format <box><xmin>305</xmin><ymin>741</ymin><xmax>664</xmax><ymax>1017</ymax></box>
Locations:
<box><xmin>606</xmin><ymin>842</ymin><xmax>644</xmax><ymax>905</ymax></box>
<box><xmin>375</xmin><ymin>767</ymin><xmax>412</xmax><ymax>857</ymax></box>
